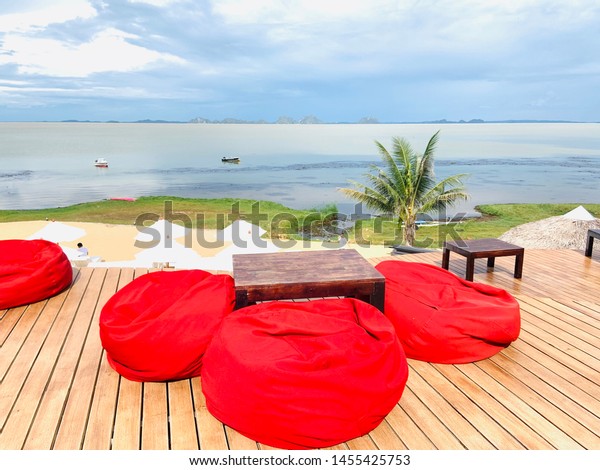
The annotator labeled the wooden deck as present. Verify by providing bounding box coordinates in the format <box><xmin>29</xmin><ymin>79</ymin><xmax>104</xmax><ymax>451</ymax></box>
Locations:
<box><xmin>1</xmin><ymin>248</ymin><xmax>599</xmax><ymax>450</ymax></box>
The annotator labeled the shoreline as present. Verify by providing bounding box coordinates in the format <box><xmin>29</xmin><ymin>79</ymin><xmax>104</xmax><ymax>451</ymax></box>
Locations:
<box><xmin>2</xmin><ymin>201</ymin><xmax>598</xmax><ymax>270</ymax></box>
<box><xmin>0</xmin><ymin>220</ymin><xmax>394</xmax><ymax>271</ymax></box>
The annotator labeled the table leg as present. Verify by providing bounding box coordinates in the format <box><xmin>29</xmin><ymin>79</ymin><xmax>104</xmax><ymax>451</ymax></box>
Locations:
<box><xmin>442</xmin><ymin>248</ymin><xmax>450</xmax><ymax>270</ymax></box>
<box><xmin>487</xmin><ymin>257</ymin><xmax>495</xmax><ymax>269</ymax></box>
<box><xmin>514</xmin><ymin>252</ymin><xmax>524</xmax><ymax>279</ymax></box>
<box><xmin>371</xmin><ymin>281</ymin><xmax>385</xmax><ymax>313</ymax></box>
<box><xmin>465</xmin><ymin>256</ymin><xmax>475</xmax><ymax>281</ymax></box>
<box><xmin>235</xmin><ymin>290</ymin><xmax>248</xmax><ymax>310</ymax></box>
<box><xmin>585</xmin><ymin>235</ymin><xmax>594</xmax><ymax>257</ymax></box>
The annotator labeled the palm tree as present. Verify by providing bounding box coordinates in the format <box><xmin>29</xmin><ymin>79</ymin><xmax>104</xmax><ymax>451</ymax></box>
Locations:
<box><xmin>339</xmin><ymin>131</ymin><xmax>469</xmax><ymax>246</ymax></box>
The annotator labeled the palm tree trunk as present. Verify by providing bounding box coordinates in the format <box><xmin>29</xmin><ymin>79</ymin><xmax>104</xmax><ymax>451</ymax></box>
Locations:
<box><xmin>404</xmin><ymin>215</ymin><xmax>417</xmax><ymax>246</ymax></box>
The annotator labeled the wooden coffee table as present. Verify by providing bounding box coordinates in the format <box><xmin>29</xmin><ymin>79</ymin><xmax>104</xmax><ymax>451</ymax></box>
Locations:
<box><xmin>232</xmin><ymin>249</ymin><xmax>385</xmax><ymax>311</ymax></box>
<box><xmin>442</xmin><ymin>238</ymin><xmax>524</xmax><ymax>281</ymax></box>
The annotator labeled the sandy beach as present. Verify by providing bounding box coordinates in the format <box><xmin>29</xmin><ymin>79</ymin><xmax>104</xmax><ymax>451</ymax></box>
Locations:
<box><xmin>0</xmin><ymin>220</ymin><xmax>394</xmax><ymax>271</ymax></box>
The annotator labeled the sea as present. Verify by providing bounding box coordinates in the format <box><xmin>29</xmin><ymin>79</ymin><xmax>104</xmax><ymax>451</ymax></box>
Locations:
<box><xmin>1</xmin><ymin>122</ymin><xmax>599</xmax><ymax>218</ymax></box>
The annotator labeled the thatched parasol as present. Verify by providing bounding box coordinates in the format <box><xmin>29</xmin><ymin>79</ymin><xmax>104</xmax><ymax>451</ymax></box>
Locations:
<box><xmin>499</xmin><ymin>206</ymin><xmax>600</xmax><ymax>250</ymax></box>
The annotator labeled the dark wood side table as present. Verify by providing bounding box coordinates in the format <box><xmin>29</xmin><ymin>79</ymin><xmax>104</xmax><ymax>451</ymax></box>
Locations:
<box><xmin>232</xmin><ymin>249</ymin><xmax>386</xmax><ymax>311</ymax></box>
<box><xmin>585</xmin><ymin>229</ymin><xmax>600</xmax><ymax>257</ymax></box>
<box><xmin>442</xmin><ymin>238</ymin><xmax>524</xmax><ymax>282</ymax></box>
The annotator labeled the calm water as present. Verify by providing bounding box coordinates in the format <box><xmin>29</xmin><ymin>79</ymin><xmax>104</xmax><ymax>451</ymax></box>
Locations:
<box><xmin>1</xmin><ymin>122</ymin><xmax>599</xmax><ymax>216</ymax></box>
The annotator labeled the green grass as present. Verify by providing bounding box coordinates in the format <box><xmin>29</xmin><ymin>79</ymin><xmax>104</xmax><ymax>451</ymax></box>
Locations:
<box><xmin>0</xmin><ymin>196</ymin><xmax>339</xmax><ymax>233</ymax></box>
<box><xmin>1</xmin><ymin>198</ymin><xmax>598</xmax><ymax>248</ymax></box>
<box><xmin>349</xmin><ymin>203</ymin><xmax>600</xmax><ymax>248</ymax></box>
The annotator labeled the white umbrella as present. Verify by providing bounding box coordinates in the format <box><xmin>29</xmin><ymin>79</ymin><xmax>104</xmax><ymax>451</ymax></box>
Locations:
<box><xmin>563</xmin><ymin>205</ymin><xmax>596</xmax><ymax>221</ymax></box>
<box><xmin>219</xmin><ymin>220</ymin><xmax>266</xmax><ymax>243</ymax></box>
<box><xmin>28</xmin><ymin>221</ymin><xmax>86</xmax><ymax>243</ymax></box>
<box><xmin>135</xmin><ymin>219</ymin><xmax>190</xmax><ymax>246</ymax></box>
<box><xmin>133</xmin><ymin>240</ymin><xmax>203</xmax><ymax>268</ymax></box>
<box><xmin>200</xmin><ymin>239</ymin><xmax>281</xmax><ymax>272</ymax></box>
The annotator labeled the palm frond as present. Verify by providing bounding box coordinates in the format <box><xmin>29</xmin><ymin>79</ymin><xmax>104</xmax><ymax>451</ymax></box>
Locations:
<box><xmin>375</xmin><ymin>140</ymin><xmax>405</xmax><ymax>194</ymax></box>
<box><xmin>340</xmin><ymin>132</ymin><xmax>471</xmax><ymax>245</ymax></box>
<box><xmin>422</xmin><ymin>130</ymin><xmax>440</xmax><ymax>161</ymax></box>
<box><xmin>338</xmin><ymin>186</ymin><xmax>392</xmax><ymax>214</ymax></box>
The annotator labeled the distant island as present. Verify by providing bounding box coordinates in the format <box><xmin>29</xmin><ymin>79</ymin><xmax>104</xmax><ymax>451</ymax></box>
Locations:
<box><xmin>56</xmin><ymin>116</ymin><xmax>585</xmax><ymax>125</ymax></box>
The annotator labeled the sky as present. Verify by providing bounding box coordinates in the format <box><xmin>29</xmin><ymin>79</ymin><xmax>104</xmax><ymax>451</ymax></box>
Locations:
<box><xmin>0</xmin><ymin>0</ymin><xmax>599</xmax><ymax>123</ymax></box>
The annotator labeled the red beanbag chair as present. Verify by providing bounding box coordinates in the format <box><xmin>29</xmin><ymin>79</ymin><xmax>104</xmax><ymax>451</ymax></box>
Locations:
<box><xmin>375</xmin><ymin>260</ymin><xmax>520</xmax><ymax>364</ymax></box>
<box><xmin>100</xmin><ymin>269</ymin><xmax>235</xmax><ymax>382</ymax></box>
<box><xmin>0</xmin><ymin>239</ymin><xmax>73</xmax><ymax>310</ymax></box>
<box><xmin>201</xmin><ymin>298</ymin><xmax>408</xmax><ymax>449</ymax></box>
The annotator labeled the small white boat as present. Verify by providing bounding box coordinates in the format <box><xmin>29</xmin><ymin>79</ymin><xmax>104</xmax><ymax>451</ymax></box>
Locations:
<box><xmin>94</xmin><ymin>158</ymin><xmax>109</xmax><ymax>168</ymax></box>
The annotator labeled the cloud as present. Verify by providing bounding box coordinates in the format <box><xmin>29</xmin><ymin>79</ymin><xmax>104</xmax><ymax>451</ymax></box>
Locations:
<box><xmin>0</xmin><ymin>27</ymin><xmax>185</xmax><ymax>77</ymax></box>
<box><xmin>212</xmin><ymin>0</ymin><xmax>394</xmax><ymax>24</ymax></box>
<box><xmin>1</xmin><ymin>0</ymin><xmax>600</xmax><ymax>121</ymax></box>
<box><xmin>0</xmin><ymin>0</ymin><xmax>97</xmax><ymax>33</ymax></box>
<box><xmin>128</xmin><ymin>0</ymin><xmax>185</xmax><ymax>7</ymax></box>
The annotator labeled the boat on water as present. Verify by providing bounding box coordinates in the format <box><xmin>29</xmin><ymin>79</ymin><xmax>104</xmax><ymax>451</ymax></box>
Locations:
<box><xmin>94</xmin><ymin>158</ymin><xmax>109</xmax><ymax>168</ymax></box>
<box><xmin>221</xmin><ymin>157</ymin><xmax>240</xmax><ymax>163</ymax></box>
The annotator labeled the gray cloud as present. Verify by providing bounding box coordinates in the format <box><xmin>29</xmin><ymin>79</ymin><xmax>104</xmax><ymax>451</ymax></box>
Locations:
<box><xmin>0</xmin><ymin>0</ymin><xmax>599</xmax><ymax>122</ymax></box>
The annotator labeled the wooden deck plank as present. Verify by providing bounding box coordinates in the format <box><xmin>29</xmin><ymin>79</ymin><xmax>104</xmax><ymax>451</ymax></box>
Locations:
<box><xmin>572</xmin><ymin>299</ymin><xmax>600</xmax><ymax>316</ymax></box>
<box><xmin>457</xmin><ymin>362</ymin><xmax>583</xmax><ymax>449</ymax></box>
<box><xmin>0</xmin><ymin>305</ymin><xmax>27</xmax><ymax>348</ymax></box>
<box><xmin>2</xmin><ymin>249</ymin><xmax>600</xmax><ymax>451</ymax></box>
<box><xmin>378</xmin><ymin>405</ymin><xmax>434</xmax><ymax>449</ymax></box>
<box><xmin>409</xmin><ymin>361</ymin><xmax>526</xmax><ymax>449</ymax></box>
<box><xmin>0</xmin><ymin>298</ymin><xmax>54</xmax><ymax>431</ymax></box>
<box><xmin>432</xmin><ymin>362</ymin><xmax>552</xmax><ymax>450</ymax></box>
<box><xmin>324</xmin><ymin>443</ymin><xmax>350</xmax><ymax>450</ymax></box>
<box><xmin>345</xmin><ymin>435</ymin><xmax>378</xmax><ymax>450</ymax></box>
<box><xmin>475</xmin><ymin>358</ymin><xmax>595</xmax><ymax>448</ymax></box>
<box><xmin>519</xmin><ymin>315</ymin><xmax>600</xmax><ymax>379</ymax></box>
<box><xmin>224</xmin><ymin>426</ymin><xmax>259</xmax><ymax>450</ymax></box>
<box><xmin>396</xmin><ymin>385</ymin><xmax>465</xmax><ymax>449</ymax></box>
<box><xmin>488</xmin><ymin>352</ymin><xmax>600</xmax><ymax>445</ymax></box>
<box><xmin>0</xmin><ymin>304</ymin><xmax>42</xmax><ymax>382</ymax></box>
<box><xmin>82</xmin><ymin>353</ymin><xmax>120</xmax><ymax>450</ymax></box>
<box><xmin>406</xmin><ymin>362</ymin><xmax>495</xmax><ymax>450</ymax></box>
<box><xmin>532</xmin><ymin>297</ymin><xmax>600</xmax><ymax>328</ymax></box>
<box><xmin>21</xmin><ymin>269</ymin><xmax>97</xmax><ymax>450</ymax></box>
<box><xmin>519</xmin><ymin>296</ymin><xmax>600</xmax><ymax>349</ymax></box>
<box><xmin>135</xmin><ymin>269</ymin><xmax>170</xmax><ymax>451</ymax></box>
<box><xmin>51</xmin><ymin>268</ymin><xmax>119</xmax><ymax>449</ymax></box>
<box><xmin>141</xmin><ymin>382</ymin><xmax>169</xmax><ymax>450</ymax></box>
<box><xmin>257</xmin><ymin>443</ymin><xmax>283</xmax><ymax>450</ymax></box>
<box><xmin>366</xmin><ymin>416</ymin><xmax>406</xmax><ymax>450</ymax></box>
<box><xmin>0</xmin><ymin>271</ymin><xmax>86</xmax><ymax>449</ymax></box>
<box><xmin>497</xmin><ymin>345</ymin><xmax>600</xmax><ymax>419</ymax></box>
<box><xmin>191</xmin><ymin>378</ymin><xmax>229</xmax><ymax>450</ymax></box>
<box><xmin>168</xmin><ymin>379</ymin><xmax>199</xmax><ymax>450</ymax></box>
<box><xmin>81</xmin><ymin>268</ymin><xmax>134</xmax><ymax>450</ymax></box>
<box><xmin>105</xmin><ymin>269</ymin><xmax>140</xmax><ymax>450</ymax></box>
<box><xmin>111</xmin><ymin>378</ymin><xmax>143</xmax><ymax>450</ymax></box>
<box><xmin>82</xmin><ymin>268</ymin><xmax>144</xmax><ymax>449</ymax></box>
<box><xmin>509</xmin><ymin>335</ymin><xmax>600</xmax><ymax>400</ymax></box>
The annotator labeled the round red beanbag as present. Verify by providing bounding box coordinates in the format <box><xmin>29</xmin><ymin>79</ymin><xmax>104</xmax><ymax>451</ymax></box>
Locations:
<box><xmin>201</xmin><ymin>298</ymin><xmax>408</xmax><ymax>449</ymax></box>
<box><xmin>100</xmin><ymin>269</ymin><xmax>235</xmax><ymax>382</ymax></box>
<box><xmin>0</xmin><ymin>239</ymin><xmax>73</xmax><ymax>310</ymax></box>
<box><xmin>375</xmin><ymin>260</ymin><xmax>521</xmax><ymax>364</ymax></box>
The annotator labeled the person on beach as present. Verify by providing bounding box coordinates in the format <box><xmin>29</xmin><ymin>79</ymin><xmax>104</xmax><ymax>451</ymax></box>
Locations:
<box><xmin>77</xmin><ymin>242</ymin><xmax>89</xmax><ymax>256</ymax></box>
